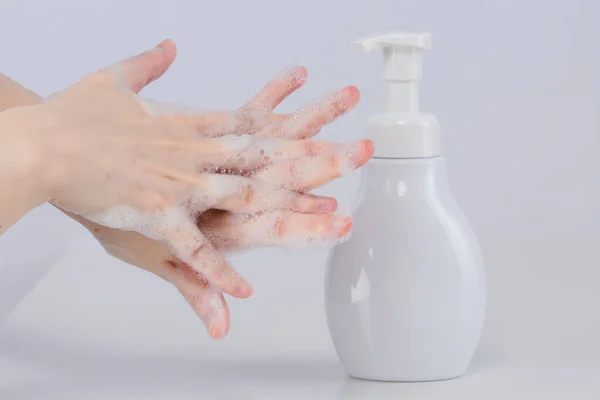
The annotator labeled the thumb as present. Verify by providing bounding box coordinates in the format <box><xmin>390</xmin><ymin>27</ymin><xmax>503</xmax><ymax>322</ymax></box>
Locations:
<box><xmin>107</xmin><ymin>39</ymin><xmax>177</xmax><ymax>93</ymax></box>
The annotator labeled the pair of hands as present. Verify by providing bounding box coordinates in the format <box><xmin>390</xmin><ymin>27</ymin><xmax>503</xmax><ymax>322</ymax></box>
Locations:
<box><xmin>13</xmin><ymin>40</ymin><xmax>372</xmax><ymax>339</ymax></box>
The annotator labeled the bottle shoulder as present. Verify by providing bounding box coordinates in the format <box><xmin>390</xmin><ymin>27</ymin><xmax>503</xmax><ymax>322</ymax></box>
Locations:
<box><xmin>335</xmin><ymin>196</ymin><xmax>483</xmax><ymax>269</ymax></box>
<box><xmin>350</xmin><ymin>160</ymin><xmax>478</xmax><ymax>249</ymax></box>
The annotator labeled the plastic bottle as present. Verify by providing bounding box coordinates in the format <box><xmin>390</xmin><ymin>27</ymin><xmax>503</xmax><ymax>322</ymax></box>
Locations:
<box><xmin>325</xmin><ymin>32</ymin><xmax>487</xmax><ymax>382</ymax></box>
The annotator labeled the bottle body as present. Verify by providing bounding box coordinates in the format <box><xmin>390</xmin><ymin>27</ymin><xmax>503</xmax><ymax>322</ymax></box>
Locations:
<box><xmin>325</xmin><ymin>157</ymin><xmax>486</xmax><ymax>381</ymax></box>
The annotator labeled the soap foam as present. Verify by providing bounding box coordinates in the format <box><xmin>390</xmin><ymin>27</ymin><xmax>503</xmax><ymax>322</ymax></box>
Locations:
<box><xmin>338</xmin><ymin>141</ymin><xmax>361</xmax><ymax>177</ymax></box>
<box><xmin>275</xmin><ymin>89</ymin><xmax>355</xmax><ymax>139</ymax></box>
<box><xmin>241</xmin><ymin>66</ymin><xmax>307</xmax><ymax>111</ymax></box>
<box><xmin>211</xmin><ymin>211</ymin><xmax>352</xmax><ymax>253</ymax></box>
<box><xmin>85</xmin><ymin>171</ymin><xmax>350</xmax><ymax>258</ymax></box>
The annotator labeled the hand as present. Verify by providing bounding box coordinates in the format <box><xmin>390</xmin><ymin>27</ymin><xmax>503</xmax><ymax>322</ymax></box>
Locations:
<box><xmin>76</xmin><ymin>66</ymin><xmax>371</xmax><ymax>339</ymax></box>
<box><xmin>18</xmin><ymin>40</ymin><xmax>366</xmax><ymax>298</ymax></box>
<box><xmin>0</xmin><ymin>47</ymin><xmax>372</xmax><ymax>339</ymax></box>
<box><xmin>58</xmin><ymin>41</ymin><xmax>372</xmax><ymax>339</ymax></box>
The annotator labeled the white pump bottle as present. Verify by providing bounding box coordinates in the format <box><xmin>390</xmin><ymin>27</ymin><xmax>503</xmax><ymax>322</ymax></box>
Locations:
<box><xmin>325</xmin><ymin>32</ymin><xmax>487</xmax><ymax>381</ymax></box>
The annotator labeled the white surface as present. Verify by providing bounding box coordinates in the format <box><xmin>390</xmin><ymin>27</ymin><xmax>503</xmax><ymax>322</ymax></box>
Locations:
<box><xmin>357</xmin><ymin>32</ymin><xmax>441</xmax><ymax>158</ymax></box>
<box><xmin>326</xmin><ymin>157</ymin><xmax>486</xmax><ymax>381</ymax></box>
<box><xmin>1</xmin><ymin>235</ymin><xmax>599</xmax><ymax>398</ymax></box>
<box><xmin>0</xmin><ymin>0</ymin><xmax>599</xmax><ymax>398</ymax></box>
<box><xmin>0</xmin><ymin>204</ymin><xmax>76</xmax><ymax>323</ymax></box>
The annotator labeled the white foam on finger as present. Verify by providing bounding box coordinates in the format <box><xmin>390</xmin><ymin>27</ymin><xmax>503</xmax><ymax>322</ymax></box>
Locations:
<box><xmin>213</xmin><ymin>212</ymin><xmax>352</xmax><ymax>251</ymax></box>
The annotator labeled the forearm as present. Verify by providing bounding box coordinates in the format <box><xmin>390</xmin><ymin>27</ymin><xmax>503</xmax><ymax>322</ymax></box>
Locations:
<box><xmin>0</xmin><ymin>75</ymin><xmax>49</xmax><ymax>234</ymax></box>
<box><xmin>0</xmin><ymin>74</ymin><xmax>91</xmax><ymax>233</ymax></box>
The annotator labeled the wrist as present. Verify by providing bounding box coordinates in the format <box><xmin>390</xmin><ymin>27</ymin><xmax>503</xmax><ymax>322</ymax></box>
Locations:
<box><xmin>0</xmin><ymin>105</ymin><xmax>58</xmax><ymax>205</ymax></box>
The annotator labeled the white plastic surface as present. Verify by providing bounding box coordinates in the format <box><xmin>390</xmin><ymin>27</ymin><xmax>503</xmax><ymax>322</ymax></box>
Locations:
<box><xmin>355</xmin><ymin>32</ymin><xmax>440</xmax><ymax>158</ymax></box>
<box><xmin>366</xmin><ymin>113</ymin><xmax>440</xmax><ymax>159</ymax></box>
<box><xmin>325</xmin><ymin>158</ymin><xmax>487</xmax><ymax>381</ymax></box>
<box><xmin>354</xmin><ymin>32</ymin><xmax>430</xmax><ymax>82</ymax></box>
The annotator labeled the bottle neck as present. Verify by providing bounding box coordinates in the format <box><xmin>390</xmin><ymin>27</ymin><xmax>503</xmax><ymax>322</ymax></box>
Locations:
<box><xmin>388</xmin><ymin>81</ymin><xmax>419</xmax><ymax>113</ymax></box>
<box><xmin>365</xmin><ymin>112</ymin><xmax>441</xmax><ymax>158</ymax></box>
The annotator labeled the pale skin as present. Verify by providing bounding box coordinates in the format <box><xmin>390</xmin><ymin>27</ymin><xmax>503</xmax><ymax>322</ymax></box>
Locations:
<box><xmin>0</xmin><ymin>40</ymin><xmax>374</xmax><ymax>339</ymax></box>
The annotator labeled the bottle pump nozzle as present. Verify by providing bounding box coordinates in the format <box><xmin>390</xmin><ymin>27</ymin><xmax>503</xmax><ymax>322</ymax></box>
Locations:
<box><xmin>354</xmin><ymin>32</ymin><xmax>440</xmax><ymax>159</ymax></box>
<box><xmin>354</xmin><ymin>33</ymin><xmax>431</xmax><ymax>113</ymax></box>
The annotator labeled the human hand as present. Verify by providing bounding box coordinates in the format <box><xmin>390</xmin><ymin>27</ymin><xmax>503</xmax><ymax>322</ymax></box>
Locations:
<box><xmin>71</xmin><ymin>59</ymin><xmax>372</xmax><ymax>339</ymax></box>
<box><xmin>16</xmin><ymin>40</ymin><xmax>368</xmax><ymax>299</ymax></box>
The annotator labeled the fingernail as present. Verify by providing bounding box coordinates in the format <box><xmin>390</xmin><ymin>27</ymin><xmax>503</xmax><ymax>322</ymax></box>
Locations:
<box><xmin>210</xmin><ymin>324</ymin><xmax>224</xmax><ymax>340</ymax></box>
<box><xmin>315</xmin><ymin>197</ymin><xmax>338</xmax><ymax>213</ymax></box>
<box><xmin>233</xmin><ymin>276</ymin><xmax>253</xmax><ymax>297</ymax></box>
<box><xmin>239</xmin><ymin>284</ymin><xmax>253</xmax><ymax>297</ymax></box>
<box><xmin>329</xmin><ymin>216</ymin><xmax>353</xmax><ymax>238</ymax></box>
<box><xmin>344</xmin><ymin>86</ymin><xmax>360</xmax><ymax>102</ymax></box>
<box><xmin>333</xmin><ymin>88</ymin><xmax>349</xmax><ymax>101</ymax></box>
<box><xmin>295</xmin><ymin>66</ymin><xmax>308</xmax><ymax>81</ymax></box>
<box><xmin>149</xmin><ymin>44</ymin><xmax>164</xmax><ymax>53</ymax></box>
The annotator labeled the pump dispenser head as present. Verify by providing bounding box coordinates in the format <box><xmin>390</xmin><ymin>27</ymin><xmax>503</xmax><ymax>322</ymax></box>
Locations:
<box><xmin>355</xmin><ymin>32</ymin><xmax>440</xmax><ymax>159</ymax></box>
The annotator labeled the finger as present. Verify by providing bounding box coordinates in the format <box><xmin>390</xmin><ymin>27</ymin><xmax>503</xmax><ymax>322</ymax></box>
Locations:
<box><xmin>145</xmin><ymin>121</ymin><xmax>347</xmax><ymax>176</ymax></box>
<box><xmin>256</xmin><ymin>86</ymin><xmax>360</xmax><ymax>139</ymax></box>
<box><xmin>153</xmin><ymin>109</ymin><xmax>286</xmax><ymax>138</ymax></box>
<box><xmin>163</xmin><ymin>216</ymin><xmax>252</xmax><ymax>298</ymax></box>
<box><xmin>253</xmin><ymin>139</ymin><xmax>374</xmax><ymax>191</ymax></box>
<box><xmin>105</xmin><ymin>39</ymin><xmax>177</xmax><ymax>93</ymax></box>
<box><xmin>162</xmin><ymin>260</ymin><xmax>230</xmax><ymax>340</ymax></box>
<box><xmin>206</xmin><ymin>135</ymin><xmax>343</xmax><ymax>172</ymax></box>
<box><xmin>137</xmin><ymin>132</ymin><xmax>319</xmax><ymax>175</ymax></box>
<box><xmin>240</xmin><ymin>66</ymin><xmax>307</xmax><ymax>111</ymax></box>
<box><xmin>204</xmin><ymin>175</ymin><xmax>338</xmax><ymax>214</ymax></box>
<box><xmin>199</xmin><ymin>210</ymin><xmax>352</xmax><ymax>251</ymax></box>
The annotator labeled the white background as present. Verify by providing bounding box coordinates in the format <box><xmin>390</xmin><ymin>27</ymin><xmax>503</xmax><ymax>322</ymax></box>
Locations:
<box><xmin>1</xmin><ymin>0</ymin><xmax>599</xmax><ymax>398</ymax></box>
